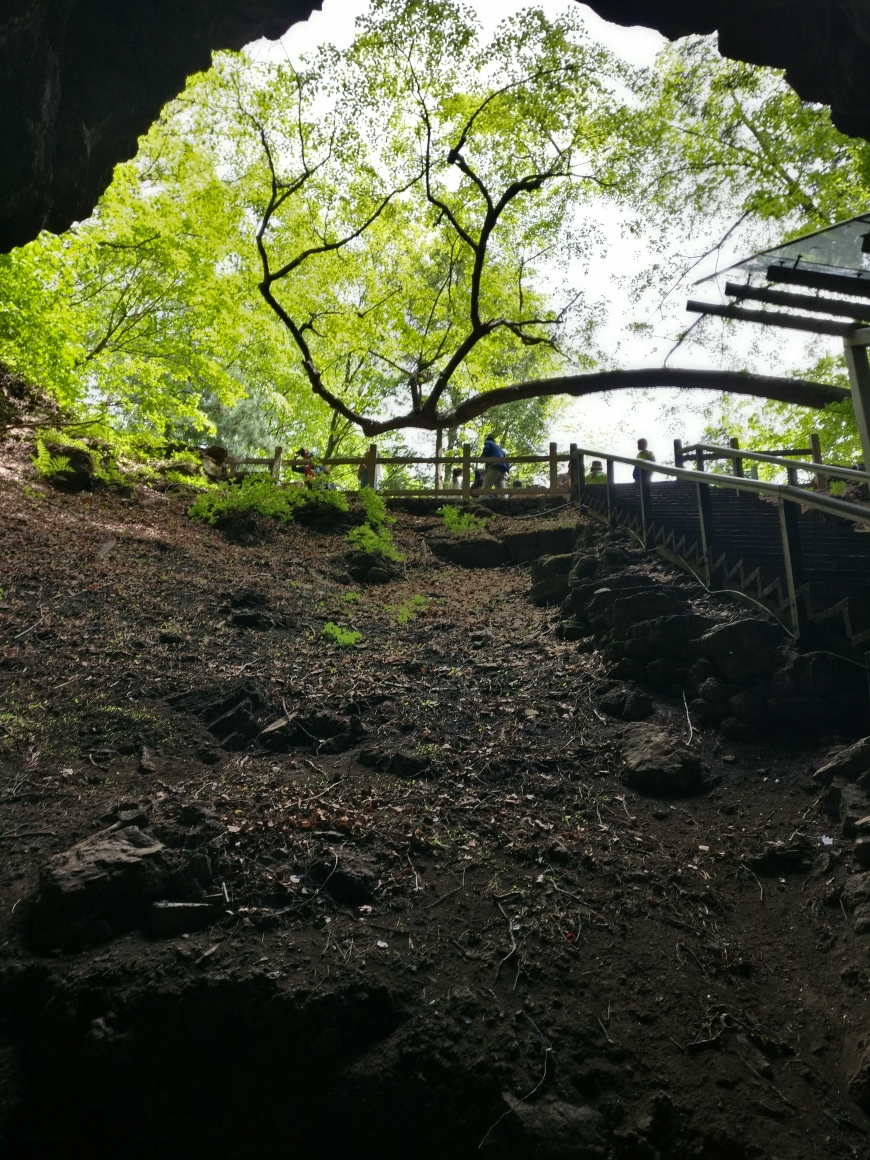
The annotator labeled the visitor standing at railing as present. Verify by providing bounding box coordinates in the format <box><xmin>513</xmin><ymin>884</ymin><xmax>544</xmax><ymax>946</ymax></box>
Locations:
<box><xmin>447</xmin><ymin>468</ymin><xmax>463</xmax><ymax>491</ymax></box>
<box><xmin>632</xmin><ymin>438</ymin><xmax>655</xmax><ymax>481</ymax></box>
<box><xmin>587</xmin><ymin>459</ymin><xmax>607</xmax><ymax>484</ymax></box>
<box><xmin>481</xmin><ymin>433</ymin><xmax>510</xmax><ymax>490</ymax></box>
<box><xmin>357</xmin><ymin>459</ymin><xmax>380</xmax><ymax>491</ymax></box>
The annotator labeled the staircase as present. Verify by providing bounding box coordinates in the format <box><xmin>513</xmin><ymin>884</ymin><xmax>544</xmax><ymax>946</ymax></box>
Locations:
<box><xmin>581</xmin><ymin>479</ymin><xmax>870</xmax><ymax>656</ymax></box>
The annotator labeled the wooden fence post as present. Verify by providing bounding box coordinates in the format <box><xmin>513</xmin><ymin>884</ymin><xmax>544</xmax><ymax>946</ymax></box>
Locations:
<box><xmin>673</xmin><ymin>439</ymin><xmax>684</xmax><ymax>469</ymax></box>
<box><xmin>569</xmin><ymin>442</ymin><xmax>579</xmax><ymax>503</ymax></box>
<box><xmin>549</xmin><ymin>442</ymin><xmax>558</xmax><ymax>492</ymax></box>
<box><xmin>729</xmin><ymin>437</ymin><xmax>743</xmax><ymax>478</ymax></box>
<box><xmin>462</xmin><ymin>444</ymin><xmax>471</xmax><ymax>500</ymax></box>
<box><xmin>366</xmin><ymin>443</ymin><xmax>377</xmax><ymax>491</ymax></box>
<box><xmin>271</xmin><ymin>446</ymin><xmax>283</xmax><ymax>481</ymax></box>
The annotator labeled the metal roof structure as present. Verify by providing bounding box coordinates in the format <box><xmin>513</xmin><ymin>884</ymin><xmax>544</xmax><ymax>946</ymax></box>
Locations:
<box><xmin>686</xmin><ymin>213</ymin><xmax>870</xmax><ymax>469</ymax></box>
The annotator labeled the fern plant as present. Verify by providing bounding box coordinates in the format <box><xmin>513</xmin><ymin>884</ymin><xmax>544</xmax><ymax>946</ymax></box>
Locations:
<box><xmin>32</xmin><ymin>439</ymin><xmax>72</xmax><ymax>478</ymax></box>
<box><xmin>322</xmin><ymin>622</ymin><xmax>362</xmax><ymax>646</ymax></box>
<box><xmin>438</xmin><ymin>504</ymin><xmax>486</xmax><ymax>532</ymax></box>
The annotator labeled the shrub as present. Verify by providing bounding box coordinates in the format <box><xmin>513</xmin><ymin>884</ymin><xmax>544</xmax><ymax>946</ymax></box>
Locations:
<box><xmin>346</xmin><ymin>521</ymin><xmax>404</xmax><ymax>561</ymax></box>
<box><xmin>439</xmin><ymin>504</ymin><xmax>486</xmax><ymax>532</ymax></box>
<box><xmin>358</xmin><ymin>486</ymin><xmax>392</xmax><ymax>527</ymax></box>
<box><xmin>189</xmin><ymin>476</ymin><xmax>348</xmax><ymax>524</ymax></box>
<box><xmin>322</xmin><ymin>622</ymin><xmax>362</xmax><ymax>646</ymax></box>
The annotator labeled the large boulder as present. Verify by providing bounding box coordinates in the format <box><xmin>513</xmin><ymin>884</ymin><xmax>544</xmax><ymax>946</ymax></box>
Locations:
<box><xmin>691</xmin><ymin>619</ymin><xmax>784</xmax><ymax>682</ymax></box>
<box><xmin>620</xmin><ymin>723</ymin><xmax>704</xmax><ymax>796</ymax></box>
<box><xmin>502</xmin><ymin>525</ymin><xmax>575</xmax><ymax>564</ymax></box>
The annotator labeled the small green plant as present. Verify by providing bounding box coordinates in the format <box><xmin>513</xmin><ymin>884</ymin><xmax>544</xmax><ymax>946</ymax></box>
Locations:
<box><xmin>387</xmin><ymin>593</ymin><xmax>429</xmax><ymax>624</ymax></box>
<box><xmin>346</xmin><ymin>521</ymin><xmax>404</xmax><ymax>561</ymax></box>
<box><xmin>340</xmin><ymin>591</ymin><xmax>361</xmax><ymax>603</ymax></box>
<box><xmin>438</xmin><ymin>504</ymin><xmax>486</xmax><ymax>532</ymax></box>
<box><xmin>322</xmin><ymin>621</ymin><xmax>362</xmax><ymax>646</ymax></box>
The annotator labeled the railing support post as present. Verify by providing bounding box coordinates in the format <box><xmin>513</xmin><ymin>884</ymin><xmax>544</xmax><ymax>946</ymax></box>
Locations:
<box><xmin>366</xmin><ymin>443</ymin><xmax>377</xmax><ymax>492</ymax></box>
<box><xmin>673</xmin><ymin>439</ymin><xmax>684</xmax><ymax>469</ymax></box>
<box><xmin>271</xmin><ymin>446</ymin><xmax>283</xmax><ymax>481</ymax></box>
<box><xmin>844</xmin><ymin>335</ymin><xmax>870</xmax><ymax>471</ymax></box>
<box><xmin>778</xmin><ymin>496</ymin><xmax>809</xmax><ymax>638</ymax></box>
<box><xmin>695</xmin><ymin>447</ymin><xmax>705</xmax><ymax>472</ymax></box>
<box><xmin>569</xmin><ymin>443</ymin><xmax>579</xmax><ymax>504</ymax></box>
<box><xmin>549</xmin><ymin>442</ymin><xmax>558</xmax><ymax>492</ymax></box>
<box><xmin>577</xmin><ymin>450</ymin><xmax>586</xmax><ymax>501</ymax></box>
<box><xmin>462</xmin><ymin>444</ymin><xmax>471</xmax><ymax>500</ymax></box>
<box><xmin>696</xmin><ymin>480</ymin><xmax>715</xmax><ymax>587</ymax></box>
<box><xmin>810</xmin><ymin>431</ymin><xmax>826</xmax><ymax>491</ymax></box>
<box><xmin>606</xmin><ymin>458</ymin><xmax>615</xmax><ymax>526</ymax></box>
<box><xmin>638</xmin><ymin>463</ymin><xmax>651</xmax><ymax>547</ymax></box>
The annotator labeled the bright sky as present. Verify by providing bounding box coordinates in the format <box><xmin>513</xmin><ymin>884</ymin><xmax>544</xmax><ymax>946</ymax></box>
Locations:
<box><xmin>245</xmin><ymin>1</ymin><xmax>841</xmax><ymax>479</ymax></box>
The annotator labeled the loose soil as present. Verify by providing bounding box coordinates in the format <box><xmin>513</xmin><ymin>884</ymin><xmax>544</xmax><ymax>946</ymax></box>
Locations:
<box><xmin>1</xmin><ymin>438</ymin><xmax>869</xmax><ymax>1160</ymax></box>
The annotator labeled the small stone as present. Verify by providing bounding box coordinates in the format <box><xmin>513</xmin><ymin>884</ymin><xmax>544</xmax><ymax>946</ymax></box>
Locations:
<box><xmin>150</xmin><ymin>901</ymin><xmax>222</xmax><ymax>937</ymax></box>
<box><xmin>620</xmin><ymin>723</ymin><xmax>704</xmax><ymax>797</ymax></box>
<box><xmin>722</xmin><ymin>754</ymin><xmax>737</xmax><ymax>764</ymax></box>
<box><xmin>854</xmin><ymin>838</ymin><xmax>870</xmax><ymax>867</ymax></box>
<box><xmin>139</xmin><ymin>747</ymin><xmax>157</xmax><ymax>773</ymax></box>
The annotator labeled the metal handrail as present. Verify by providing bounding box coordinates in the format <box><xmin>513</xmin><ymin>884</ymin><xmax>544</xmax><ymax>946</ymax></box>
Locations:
<box><xmin>687</xmin><ymin>443</ymin><xmax>870</xmax><ymax>485</ymax></box>
<box><xmin>574</xmin><ymin>448</ymin><xmax>870</xmax><ymax>525</ymax></box>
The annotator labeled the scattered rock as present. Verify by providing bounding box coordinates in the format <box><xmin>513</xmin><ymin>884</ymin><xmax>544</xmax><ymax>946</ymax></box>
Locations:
<box><xmin>530</xmin><ymin>554</ymin><xmax>573</xmax><ymax>606</ymax></box>
<box><xmin>150</xmin><ymin>900</ymin><xmax>223</xmax><ymax>937</ymax></box>
<box><xmin>483</xmin><ymin>1097</ymin><xmax>606</xmax><ymax>1159</ymax></box>
<box><xmin>358</xmin><ymin>745</ymin><xmax>433</xmax><ymax>778</ymax></box>
<box><xmin>309</xmin><ymin>853</ymin><xmax>378</xmax><ymax>906</ymax></box>
<box><xmin>213</xmin><ymin>511</ymin><xmax>274</xmax><ymax>546</ymax></box>
<box><xmin>854</xmin><ymin>838</ymin><xmax>870</xmax><ymax>866</ymax></box>
<box><xmin>840</xmin><ymin>783</ymin><xmax>870</xmax><ymax>837</ymax></box>
<box><xmin>344</xmin><ymin>550</ymin><xmax>399</xmax><ymax>584</ymax></box>
<box><xmin>599</xmin><ymin>688</ymin><xmax>654</xmax><ymax>722</ymax></box>
<box><xmin>814</xmin><ymin>736</ymin><xmax>870</xmax><ymax>785</ymax></box>
<box><xmin>428</xmin><ymin>535</ymin><xmax>508</xmax><ymax>569</ymax></box>
<box><xmin>719</xmin><ymin>717</ymin><xmax>757</xmax><ymax>743</ymax></box>
<box><xmin>31</xmin><ymin>826</ymin><xmax>174</xmax><ymax>948</ymax></box>
<box><xmin>691</xmin><ymin>619</ymin><xmax>783</xmax><ymax>682</ymax></box>
<box><xmin>842</xmin><ymin>872</ymin><xmax>870</xmax><ymax>911</ymax></box>
<box><xmin>620</xmin><ymin>723</ymin><xmax>704</xmax><ymax>797</ymax></box>
<box><xmin>749</xmin><ymin>840</ymin><xmax>812</xmax><ymax>875</ymax></box>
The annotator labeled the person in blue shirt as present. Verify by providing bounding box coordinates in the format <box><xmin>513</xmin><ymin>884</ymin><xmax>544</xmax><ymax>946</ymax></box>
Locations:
<box><xmin>481</xmin><ymin>433</ymin><xmax>510</xmax><ymax>490</ymax></box>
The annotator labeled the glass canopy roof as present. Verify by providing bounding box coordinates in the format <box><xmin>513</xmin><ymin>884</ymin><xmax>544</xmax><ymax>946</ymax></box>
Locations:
<box><xmin>697</xmin><ymin>213</ymin><xmax>870</xmax><ymax>284</ymax></box>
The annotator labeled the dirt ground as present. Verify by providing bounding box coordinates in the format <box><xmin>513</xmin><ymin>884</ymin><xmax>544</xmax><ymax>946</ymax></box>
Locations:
<box><xmin>1</xmin><ymin>434</ymin><xmax>869</xmax><ymax>1160</ymax></box>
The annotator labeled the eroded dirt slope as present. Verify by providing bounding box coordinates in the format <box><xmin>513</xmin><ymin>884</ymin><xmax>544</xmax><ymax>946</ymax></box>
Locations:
<box><xmin>1</xmin><ymin>441</ymin><xmax>870</xmax><ymax>1160</ymax></box>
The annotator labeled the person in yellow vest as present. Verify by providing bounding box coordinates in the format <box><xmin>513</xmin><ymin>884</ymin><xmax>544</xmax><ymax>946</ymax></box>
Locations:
<box><xmin>587</xmin><ymin>459</ymin><xmax>607</xmax><ymax>484</ymax></box>
<box><xmin>632</xmin><ymin>438</ymin><xmax>655</xmax><ymax>481</ymax></box>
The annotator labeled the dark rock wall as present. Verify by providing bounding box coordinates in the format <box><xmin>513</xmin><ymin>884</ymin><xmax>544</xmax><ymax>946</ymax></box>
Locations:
<box><xmin>585</xmin><ymin>1</ymin><xmax>870</xmax><ymax>139</ymax></box>
<box><xmin>0</xmin><ymin>0</ymin><xmax>319</xmax><ymax>251</ymax></box>
<box><xmin>2</xmin><ymin>0</ymin><xmax>869</xmax><ymax>253</ymax></box>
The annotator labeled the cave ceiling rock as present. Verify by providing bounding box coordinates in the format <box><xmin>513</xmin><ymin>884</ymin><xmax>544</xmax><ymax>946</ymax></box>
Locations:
<box><xmin>2</xmin><ymin>0</ymin><xmax>869</xmax><ymax>253</ymax></box>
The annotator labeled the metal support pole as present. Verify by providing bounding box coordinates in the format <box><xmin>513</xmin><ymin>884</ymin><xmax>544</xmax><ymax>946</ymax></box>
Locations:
<box><xmin>549</xmin><ymin>442</ymin><xmax>558</xmax><ymax>492</ymax></box>
<box><xmin>606</xmin><ymin>458</ymin><xmax>615</xmax><ymax>526</ymax></box>
<box><xmin>569</xmin><ymin>443</ymin><xmax>579</xmax><ymax>504</ymax></box>
<box><xmin>844</xmin><ymin>334</ymin><xmax>870</xmax><ymax>471</ymax></box>
<box><xmin>638</xmin><ymin>463</ymin><xmax>651</xmax><ymax>547</ymax></box>
<box><xmin>696</xmin><ymin>481</ymin><xmax>714</xmax><ymax>588</ymax></box>
<box><xmin>778</xmin><ymin>496</ymin><xmax>809</xmax><ymax>638</ymax></box>
<box><xmin>809</xmin><ymin>431</ymin><xmax>826</xmax><ymax>491</ymax></box>
<box><xmin>462</xmin><ymin>444</ymin><xmax>471</xmax><ymax>500</ymax></box>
